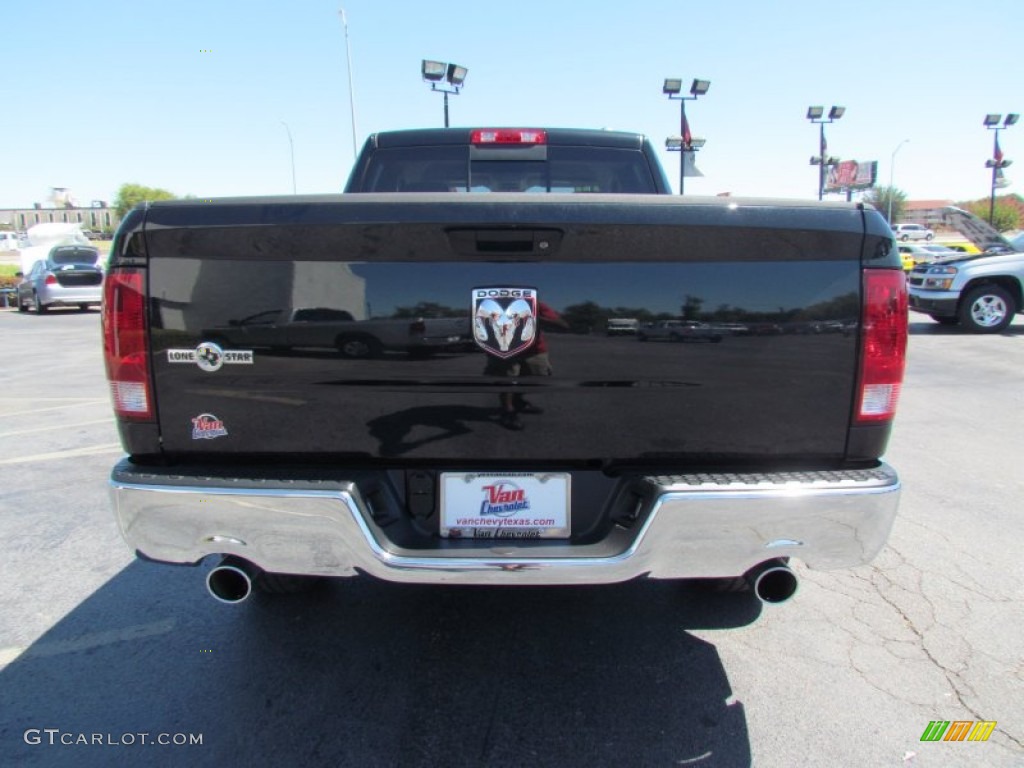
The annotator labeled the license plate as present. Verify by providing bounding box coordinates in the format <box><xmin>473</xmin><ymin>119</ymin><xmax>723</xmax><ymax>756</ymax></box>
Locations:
<box><xmin>440</xmin><ymin>472</ymin><xmax>571</xmax><ymax>540</ymax></box>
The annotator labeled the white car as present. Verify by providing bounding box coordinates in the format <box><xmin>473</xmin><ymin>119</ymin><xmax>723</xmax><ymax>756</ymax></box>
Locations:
<box><xmin>892</xmin><ymin>223</ymin><xmax>934</xmax><ymax>241</ymax></box>
<box><xmin>606</xmin><ymin>318</ymin><xmax>639</xmax><ymax>335</ymax></box>
<box><xmin>0</xmin><ymin>231</ymin><xmax>25</xmax><ymax>250</ymax></box>
<box><xmin>898</xmin><ymin>243</ymin><xmax>956</xmax><ymax>266</ymax></box>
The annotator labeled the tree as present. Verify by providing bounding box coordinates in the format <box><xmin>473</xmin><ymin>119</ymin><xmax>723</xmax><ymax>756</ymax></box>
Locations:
<box><xmin>114</xmin><ymin>183</ymin><xmax>177</xmax><ymax>219</ymax></box>
<box><xmin>561</xmin><ymin>301</ymin><xmax>607</xmax><ymax>334</ymax></box>
<box><xmin>861</xmin><ymin>186</ymin><xmax>907</xmax><ymax>225</ymax></box>
<box><xmin>959</xmin><ymin>199</ymin><xmax>1021</xmax><ymax>233</ymax></box>
<box><xmin>681</xmin><ymin>294</ymin><xmax>704</xmax><ymax>321</ymax></box>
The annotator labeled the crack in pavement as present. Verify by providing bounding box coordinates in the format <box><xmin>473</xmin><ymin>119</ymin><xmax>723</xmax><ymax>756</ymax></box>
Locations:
<box><xmin>854</xmin><ymin>546</ymin><xmax>1024</xmax><ymax>752</ymax></box>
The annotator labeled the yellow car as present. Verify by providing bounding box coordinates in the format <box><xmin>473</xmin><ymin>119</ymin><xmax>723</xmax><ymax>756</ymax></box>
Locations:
<box><xmin>942</xmin><ymin>241</ymin><xmax>981</xmax><ymax>254</ymax></box>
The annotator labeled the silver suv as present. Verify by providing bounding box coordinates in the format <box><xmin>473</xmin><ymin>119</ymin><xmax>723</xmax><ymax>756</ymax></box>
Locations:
<box><xmin>908</xmin><ymin>236</ymin><xmax>1024</xmax><ymax>332</ymax></box>
<box><xmin>892</xmin><ymin>223</ymin><xmax>934</xmax><ymax>241</ymax></box>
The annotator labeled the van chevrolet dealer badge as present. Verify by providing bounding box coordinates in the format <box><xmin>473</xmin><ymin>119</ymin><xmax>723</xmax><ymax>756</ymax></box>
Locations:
<box><xmin>472</xmin><ymin>288</ymin><xmax>537</xmax><ymax>359</ymax></box>
<box><xmin>440</xmin><ymin>472</ymin><xmax>571</xmax><ymax>539</ymax></box>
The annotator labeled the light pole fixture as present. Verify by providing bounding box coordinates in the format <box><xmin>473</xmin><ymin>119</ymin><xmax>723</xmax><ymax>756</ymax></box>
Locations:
<box><xmin>339</xmin><ymin>9</ymin><xmax>358</xmax><ymax>161</ymax></box>
<box><xmin>807</xmin><ymin>105</ymin><xmax>844</xmax><ymax>200</ymax></box>
<box><xmin>888</xmin><ymin>138</ymin><xmax>910</xmax><ymax>225</ymax></box>
<box><xmin>281</xmin><ymin>121</ymin><xmax>296</xmax><ymax>194</ymax></box>
<box><xmin>984</xmin><ymin>113</ymin><xmax>1017</xmax><ymax>225</ymax></box>
<box><xmin>422</xmin><ymin>59</ymin><xmax>468</xmax><ymax>128</ymax></box>
<box><xmin>665</xmin><ymin>135</ymin><xmax>706</xmax><ymax>187</ymax></box>
<box><xmin>663</xmin><ymin>77</ymin><xmax>710</xmax><ymax>194</ymax></box>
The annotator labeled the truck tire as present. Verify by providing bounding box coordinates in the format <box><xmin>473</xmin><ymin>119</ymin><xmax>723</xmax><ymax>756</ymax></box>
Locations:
<box><xmin>958</xmin><ymin>285</ymin><xmax>1016</xmax><ymax>333</ymax></box>
<box><xmin>33</xmin><ymin>293</ymin><xmax>47</xmax><ymax>314</ymax></box>
<box><xmin>338</xmin><ymin>335</ymin><xmax>381</xmax><ymax>359</ymax></box>
<box><xmin>17</xmin><ymin>298</ymin><xmax>27</xmax><ymax>313</ymax></box>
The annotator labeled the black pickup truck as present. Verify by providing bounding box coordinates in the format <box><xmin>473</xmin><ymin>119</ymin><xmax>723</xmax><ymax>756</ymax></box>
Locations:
<box><xmin>104</xmin><ymin>128</ymin><xmax>908</xmax><ymax>607</ymax></box>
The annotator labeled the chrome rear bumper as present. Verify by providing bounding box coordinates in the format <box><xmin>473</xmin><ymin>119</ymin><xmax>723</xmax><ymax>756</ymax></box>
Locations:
<box><xmin>110</xmin><ymin>461</ymin><xmax>900</xmax><ymax>585</ymax></box>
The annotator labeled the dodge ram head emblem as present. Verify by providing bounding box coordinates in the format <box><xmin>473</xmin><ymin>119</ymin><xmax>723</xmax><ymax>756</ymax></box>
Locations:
<box><xmin>472</xmin><ymin>288</ymin><xmax>537</xmax><ymax>359</ymax></box>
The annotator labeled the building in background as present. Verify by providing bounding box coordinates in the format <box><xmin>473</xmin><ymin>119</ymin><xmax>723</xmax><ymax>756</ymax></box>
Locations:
<box><xmin>0</xmin><ymin>200</ymin><xmax>120</xmax><ymax>234</ymax></box>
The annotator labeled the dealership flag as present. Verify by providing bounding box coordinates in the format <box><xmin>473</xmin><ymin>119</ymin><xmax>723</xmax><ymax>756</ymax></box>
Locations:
<box><xmin>682</xmin><ymin>152</ymin><xmax>704</xmax><ymax>178</ymax></box>
<box><xmin>682</xmin><ymin>113</ymin><xmax>692</xmax><ymax>148</ymax></box>
<box><xmin>995</xmin><ymin>135</ymin><xmax>1004</xmax><ymax>164</ymax></box>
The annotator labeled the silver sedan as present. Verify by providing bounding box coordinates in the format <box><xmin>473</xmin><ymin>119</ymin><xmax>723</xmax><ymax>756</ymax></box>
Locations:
<box><xmin>16</xmin><ymin>245</ymin><xmax>104</xmax><ymax>314</ymax></box>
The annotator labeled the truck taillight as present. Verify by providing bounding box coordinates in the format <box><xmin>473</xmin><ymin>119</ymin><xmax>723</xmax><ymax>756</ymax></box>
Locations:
<box><xmin>856</xmin><ymin>269</ymin><xmax>908</xmax><ymax>424</ymax></box>
<box><xmin>471</xmin><ymin>129</ymin><xmax>547</xmax><ymax>145</ymax></box>
<box><xmin>45</xmin><ymin>274</ymin><xmax>58</xmax><ymax>285</ymax></box>
<box><xmin>102</xmin><ymin>269</ymin><xmax>153</xmax><ymax>421</ymax></box>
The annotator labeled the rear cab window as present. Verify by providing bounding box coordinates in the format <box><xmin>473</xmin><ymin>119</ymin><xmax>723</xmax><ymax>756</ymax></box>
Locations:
<box><xmin>348</xmin><ymin>130</ymin><xmax>663</xmax><ymax>194</ymax></box>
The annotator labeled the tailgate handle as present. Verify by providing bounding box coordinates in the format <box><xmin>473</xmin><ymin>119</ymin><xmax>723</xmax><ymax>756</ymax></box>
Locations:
<box><xmin>446</xmin><ymin>228</ymin><xmax>563</xmax><ymax>256</ymax></box>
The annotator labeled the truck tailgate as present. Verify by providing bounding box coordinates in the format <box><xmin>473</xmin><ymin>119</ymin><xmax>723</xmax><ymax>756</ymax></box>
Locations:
<box><xmin>140</xmin><ymin>196</ymin><xmax>873</xmax><ymax>464</ymax></box>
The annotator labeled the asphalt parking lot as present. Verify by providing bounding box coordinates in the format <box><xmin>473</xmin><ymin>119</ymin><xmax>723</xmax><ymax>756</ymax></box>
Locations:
<box><xmin>0</xmin><ymin>307</ymin><xmax>1021</xmax><ymax>767</ymax></box>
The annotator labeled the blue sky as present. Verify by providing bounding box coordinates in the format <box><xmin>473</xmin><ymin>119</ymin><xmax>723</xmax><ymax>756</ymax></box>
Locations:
<box><xmin>3</xmin><ymin>0</ymin><xmax>1021</xmax><ymax>208</ymax></box>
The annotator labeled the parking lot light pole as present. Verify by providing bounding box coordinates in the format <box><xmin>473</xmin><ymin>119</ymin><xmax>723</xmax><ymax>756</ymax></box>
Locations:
<box><xmin>339</xmin><ymin>9</ymin><xmax>359</xmax><ymax>161</ymax></box>
<box><xmin>422</xmin><ymin>60</ymin><xmax>468</xmax><ymax>128</ymax></box>
<box><xmin>281</xmin><ymin>121</ymin><xmax>296</xmax><ymax>194</ymax></box>
<box><xmin>807</xmin><ymin>106</ymin><xmax>844</xmax><ymax>200</ymax></box>
<box><xmin>984</xmin><ymin>113</ymin><xmax>1017</xmax><ymax>225</ymax></box>
<box><xmin>888</xmin><ymin>138</ymin><xmax>910</xmax><ymax>225</ymax></box>
<box><xmin>663</xmin><ymin>78</ymin><xmax>710</xmax><ymax>195</ymax></box>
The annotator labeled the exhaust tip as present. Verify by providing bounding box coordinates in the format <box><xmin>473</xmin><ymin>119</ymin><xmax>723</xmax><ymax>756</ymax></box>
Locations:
<box><xmin>206</xmin><ymin>558</ymin><xmax>255</xmax><ymax>604</ymax></box>
<box><xmin>748</xmin><ymin>562</ymin><xmax>798</xmax><ymax>605</ymax></box>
